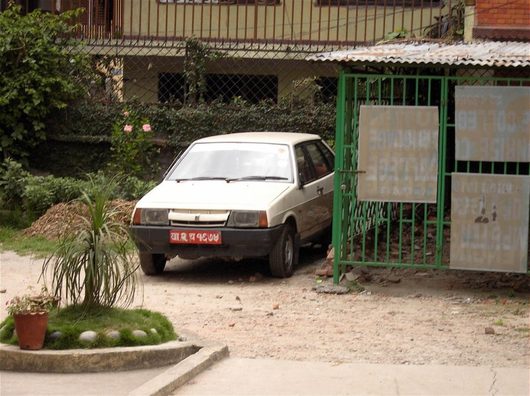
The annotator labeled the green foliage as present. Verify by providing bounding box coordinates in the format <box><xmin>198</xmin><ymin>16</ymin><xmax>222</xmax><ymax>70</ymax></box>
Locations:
<box><xmin>5</xmin><ymin>286</ymin><xmax>58</xmax><ymax>315</ymax></box>
<box><xmin>0</xmin><ymin>5</ymin><xmax>93</xmax><ymax>161</ymax></box>
<box><xmin>183</xmin><ymin>38</ymin><xmax>224</xmax><ymax>105</ymax></box>
<box><xmin>41</xmin><ymin>179</ymin><xmax>139</xmax><ymax>308</ymax></box>
<box><xmin>117</xmin><ymin>176</ymin><xmax>157</xmax><ymax>201</ymax></box>
<box><xmin>0</xmin><ymin>158</ymin><xmax>31</xmax><ymax>209</ymax></box>
<box><xmin>0</xmin><ymin>159</ymin><xmax>154</xmax><ymax>219</ymax></box>
<box><xmin>149</xmin><ymin>99</ymin><xmax>336</xmax><ymax>146</ymax></box>
<box><xmin>109</xmin><ymin>107</ymin><xmax>160</xmax><ymax>178</ymax></box>
<box><xmin>0</xmin><ymin>306</ymin><xmax>177</xmax><ymax>349</ymax></box>
<box><xmin>39</xmin><ymin>98</ymin><xmax>336</xmax><ymax>177</ymax></box>
<box><xmin>23</xmin><ymin>176</ymin><xmax>85</xmax><ymax>214</ymax></box>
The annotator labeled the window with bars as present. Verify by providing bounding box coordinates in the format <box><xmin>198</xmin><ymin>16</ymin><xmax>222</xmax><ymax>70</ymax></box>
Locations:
<box><xmin>158</xmin><ymin>72</ymin><xmax>278</xmax><ymax>104</ymax></box>
<box><xmin>158</xmin><ymin>0</ymin><xmax>280</xmax><ymax>5</ymax></box>
<box><xmin>314</xmin><ymin>0</ymin><xmax>440</xmax><ymax>6</ymax></box>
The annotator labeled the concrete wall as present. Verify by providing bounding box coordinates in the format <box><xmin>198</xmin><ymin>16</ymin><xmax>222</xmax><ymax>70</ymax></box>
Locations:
<box><xmin>123</xmin><ymin>55</ymin><xmax>339</xmax><ymax>102</ymax></box>
<box><xmin>121</xmin><ymin>1</ymin><xmax>444</xmax><ymax>44</ymax></box>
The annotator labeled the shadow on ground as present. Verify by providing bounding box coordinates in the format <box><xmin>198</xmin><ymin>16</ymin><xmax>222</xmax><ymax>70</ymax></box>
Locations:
<box><xmin>151</xmin><ymin>246</ymin><xmax>327</xmax><ymax>285</ymax></box>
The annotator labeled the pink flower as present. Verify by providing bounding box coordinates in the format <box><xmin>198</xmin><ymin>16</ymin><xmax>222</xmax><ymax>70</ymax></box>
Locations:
<box><xmin>142</xmin><ymin>124</ymin><xmax>152</xmax><ymax>132</ymax></box>
<box><xmin>123</xmin><ymin>111</ymin><xmax>130</xmax><ymax>117</ymax></box>
<box><xmin>123</xmin><ymin>124</ymin><xmax>133</xmax><ymax>133</ymax></box>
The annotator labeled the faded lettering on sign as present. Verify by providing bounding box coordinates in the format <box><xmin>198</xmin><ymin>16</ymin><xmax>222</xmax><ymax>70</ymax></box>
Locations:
<box><xmin>455</xmin><ymin>86</ymin><xmax>530</xmax><ymax>162</ymax></box>
<box><xmin>450</xmin><ymin>173</ymin><xmax>530</xmax><ymax>273</ymax></box>
<box><xmin>357</xmin><ymin>105</ymin><xmax>439</xmax><ymax>203</ymax></box>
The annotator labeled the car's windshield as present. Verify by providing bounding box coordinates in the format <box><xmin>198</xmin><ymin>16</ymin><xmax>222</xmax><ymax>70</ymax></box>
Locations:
<box><xmin>167</xmin><ymin>142</ymin><xmax>293</xmax><ymax>182</ymax></box>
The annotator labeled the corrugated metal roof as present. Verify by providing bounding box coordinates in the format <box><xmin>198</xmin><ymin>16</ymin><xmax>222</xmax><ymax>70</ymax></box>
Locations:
<box><xmin>307</xmin><ymin>41</ymin><xmax>530</xmax><ymax>68</ymax></box>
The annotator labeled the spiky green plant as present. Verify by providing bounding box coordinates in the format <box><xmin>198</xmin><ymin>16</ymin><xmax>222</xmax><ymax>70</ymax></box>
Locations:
<box><xmin>41</xmin><ymin>179</ymin><xmax>139</xmax><ymax>308</ymax></box>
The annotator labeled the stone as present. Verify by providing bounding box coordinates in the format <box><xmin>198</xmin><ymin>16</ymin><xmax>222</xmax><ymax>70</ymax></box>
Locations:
<box><xmin>272</xmin><ymin>303</ymin><xmax>280</xmax><ymax>310</ymax></box>
<box><xmin>485</xmin><ymin>327</ymin><xmax>495</xmax><ymax>335</ymax></box>
<box><xmin>132</xmin><ymin>329</ymin><xmax>147</xmax><ymax>338</ymax></box>
<box><xmin>229</xmin><ymin>307</ymin><xmax>243</xmax><ymax>312</ymax></box>
<box><xmin>178</xmin><ymin>335</ymin><xmax>187</xmax><ymax>342</ymax></box>
<box><xmin>49</xmin><ymin>331</ymin><xmax>63</xmax><ymax>341</ymax></box>
<box><xmin>106</xmin><ymin>330</ymin><xmax>120</xmax><ymax>340</ymax></box>
<box><xmin>79</xmin><ymin>330</ymin><xmax>97</xmax><ymax>343</ymax></box>
<box><xmin>387</xmin><ymin>275</ymin><xmax>401</xmax><ymax>283</ymax></box>
<box><xmin>150</xmin><ymin>328</ymin><xmax>158</xmax><ymax>335</ymax></box>
<box><xmin>345</xmin><ymin>271</ymin><xmax>359</xmax><ymax>282</ymax></box>
<box><xmin>314</xmin><ymin>284</ymin><xmax>350</xmax><ymax>294</ymax></box>
<box><xmin>228</xmin><ymin>322</ymin><xmax>236</xmax><ymax>327</ymax></box>
<box><xmin>326</xmin><ymin>247</ymin><xmax>334</xmax><ymax>260</ymax></box>
<box><xmin>0</xmin><ymin>289</ymin><xmax>6</xmax><ymax>293</ymax></box>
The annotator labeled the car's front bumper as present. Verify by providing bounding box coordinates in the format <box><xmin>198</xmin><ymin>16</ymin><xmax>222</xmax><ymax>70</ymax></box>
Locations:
<box><xmin>130</xmin><ymin>225</ymin><xmax>285</xmax><ymax>258</ymax></box>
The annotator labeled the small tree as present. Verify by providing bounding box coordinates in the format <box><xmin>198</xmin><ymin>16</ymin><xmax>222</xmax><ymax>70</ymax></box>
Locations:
<box><xmin>0</xmin><ymin>5</ymin><xmax>92</xmax><ymax>162</ymax></box>
<box><xmin>183</xmin><ymin>37</ymin><xmax>223</xmax><ymax>105</ymax></box>
<box><xmin>41</xmin><ymin>178</ymin><xmax>139</xmax><ymax>309</ymax></box>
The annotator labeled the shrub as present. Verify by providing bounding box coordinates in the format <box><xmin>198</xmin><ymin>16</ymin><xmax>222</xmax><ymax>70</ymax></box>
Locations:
<box><xmin>41</xmin><ymin>180</ymin><xmax>139</xmax><ymax>308</ymax></box>
<box><xmin>0</xmin><ymin>6</ymin><xmax>93</xmax><ymax>161</ymax></box>
<box><xmin>1</xmin><ymin>159</ymin><xmax>154</xmax><ymax>218</ymax></box>
<box><xmin>109</xmin><ymin>107</ymin><xmax>160</xmax><ymax>179</ymax></box>
<box><xmin>0</xmin><ymin>158</ymin><xmax>31</xmax><ymax>209</ymax></box>
<box><xmin>23</xmin><ymin>176</ymin><xmax>85</xmax><ymax>215</ymax></box>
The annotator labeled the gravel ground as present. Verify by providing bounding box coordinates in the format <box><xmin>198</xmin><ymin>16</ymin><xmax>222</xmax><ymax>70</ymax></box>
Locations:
<box><xmin>1</xmin><ymin>249</ymin><xmax>528</xmax><ymax>368</ymax></box>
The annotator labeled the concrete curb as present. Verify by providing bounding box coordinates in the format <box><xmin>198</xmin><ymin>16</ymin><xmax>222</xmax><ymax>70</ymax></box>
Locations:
<box><xmin>0</xmin><ymin>340</ymin><xmax>199</xmax><ymax>373</ymax></box>
<box><xmin>0</xmin><ymin>331</ymin><xmax>230</xmax><ymax>396</ymax></box>
<box><xmin>129</xmin><ymin>342</ymin><xmax>229</xmax><ymax>396</ymax></box>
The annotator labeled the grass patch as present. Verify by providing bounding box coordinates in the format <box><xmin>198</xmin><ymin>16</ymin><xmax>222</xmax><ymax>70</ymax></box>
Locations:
<box><xmin>0</xmin><ymin>226</ymin><xmax>59</xmax><ymax>258</ymax></box>
<box><xmin>493</xmin><ymin>319</ymin><xmax>505</xmax><ymax>327</ymax></box>
<box><xmin>0</xmin><ymin>306</ymin><xmax>177</xmax><ymax>349</ymax></box>
<box><xmin>515</xmin><ymin>327</ymin><xmax>529</xmax><ymax>333</ymax></box>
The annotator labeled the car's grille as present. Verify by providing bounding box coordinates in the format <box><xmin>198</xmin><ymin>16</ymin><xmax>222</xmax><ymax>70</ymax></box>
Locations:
<box><xmin>168</xmin><ymin>209</ymin><xmax>229</xmax><ymax>227</ymax></box>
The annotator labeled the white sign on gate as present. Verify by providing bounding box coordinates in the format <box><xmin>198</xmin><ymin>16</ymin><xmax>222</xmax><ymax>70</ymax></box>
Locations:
<box><xmin>455</xmin><ymin>86</ymin><xmax>530</xmax><ymax>162</ymax></box>
<box><xmin>357</xmin><ymin>105</ymin><xmax>439</xmax><ymax>203</ymax></box>
<box><xmin>450</xmin><ymin>173</ymin><xmax>530</xmax><ymax>273</ymax></box>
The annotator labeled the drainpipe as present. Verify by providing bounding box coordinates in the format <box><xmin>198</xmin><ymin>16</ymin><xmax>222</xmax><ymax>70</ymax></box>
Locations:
<box><xmin>464</xmin><ymin>0</ymin><xmax>476</xmax><ymax>43</ymax></box>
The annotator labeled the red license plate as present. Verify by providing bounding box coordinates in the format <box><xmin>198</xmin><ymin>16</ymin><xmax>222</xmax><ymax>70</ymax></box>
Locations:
<box><xmin>169</xmin><ymin>230</ymin><xmax>222</xmax><ymax>245</ymax></box>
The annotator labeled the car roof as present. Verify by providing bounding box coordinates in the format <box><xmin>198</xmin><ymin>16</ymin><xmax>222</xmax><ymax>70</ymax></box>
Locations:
<box><xmin>194</xmin><ymin>132</ymin><xmax>322</xmax><ymax>146</ymax></box>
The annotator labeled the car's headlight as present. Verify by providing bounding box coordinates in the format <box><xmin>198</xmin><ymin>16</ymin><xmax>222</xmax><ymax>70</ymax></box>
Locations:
<box><xmin>132</xmin><ymin>208</ymin><xmax>169</xmax><ymax>225</ymax></box>
<box><xmin>227</xmin><ymin>210</ymin><xmax>268</xmax><ymax>228</ymax></box>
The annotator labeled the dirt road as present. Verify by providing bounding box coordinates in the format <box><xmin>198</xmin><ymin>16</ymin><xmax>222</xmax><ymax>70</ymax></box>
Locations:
<box><xmin>1</xmin><ymin>249</ymin><xmax>528</xmax><ymax>367</ymax></box>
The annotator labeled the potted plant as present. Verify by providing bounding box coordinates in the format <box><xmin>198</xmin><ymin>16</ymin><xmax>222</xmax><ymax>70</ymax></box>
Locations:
<box><xmin>6</xmin><ymin>287</ymin><xmax>58</xmax><ymax>350</ymax></box>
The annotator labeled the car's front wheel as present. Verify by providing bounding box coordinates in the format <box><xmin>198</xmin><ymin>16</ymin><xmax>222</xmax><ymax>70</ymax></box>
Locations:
<box><xmin>269</xmin><ymin>223</ymin><xmax>297</xmax><ymax>278</ymax></box>
<box><xmin>139</xmin><ymin>253</ymin><xmax>166</xmax><ymax>275</ymax></box>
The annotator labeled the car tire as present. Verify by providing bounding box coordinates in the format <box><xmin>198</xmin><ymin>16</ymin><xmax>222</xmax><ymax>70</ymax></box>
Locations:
<box><xmin>139</xmin><ymin>253</ymin><xmax>166</xmax><ymax>275</ymax></box>
<box><xmin>269</xmin><ymin>223</ymin><xmax>297</xmax><ymax>278</ymax></box>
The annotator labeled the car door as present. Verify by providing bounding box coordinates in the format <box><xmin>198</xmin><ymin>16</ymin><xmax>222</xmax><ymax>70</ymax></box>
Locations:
<box><xmin>303</xmin><ymin>141</ymin><xmax>334</xmax><ymax>232</ymax></box>
<box><xmin>292</xmin><ymin>141</ymin><xmax>334</xmax><ymax>241</ymax></box>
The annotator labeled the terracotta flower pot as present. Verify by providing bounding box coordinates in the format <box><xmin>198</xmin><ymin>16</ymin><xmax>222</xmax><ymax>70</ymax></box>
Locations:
<box><xmin>13</xmin><ymin>312</ymin><xmax>48</xmax><ymax>350</ymax></box>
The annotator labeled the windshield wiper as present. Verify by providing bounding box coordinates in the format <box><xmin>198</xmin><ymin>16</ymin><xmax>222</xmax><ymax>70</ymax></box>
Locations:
<box><xmin>226</xmin><ymin>176</ymin><xmax>288</xmax><ymax>182</ymax></box>
<box><xmin>174</xmin><ymin>177</ymin><xmax>228</xmax><ymax>183</ymax></box>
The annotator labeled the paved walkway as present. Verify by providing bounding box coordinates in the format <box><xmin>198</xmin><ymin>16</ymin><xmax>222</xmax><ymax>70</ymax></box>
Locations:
<box><xmin>176</xmin><ymin>358</ymin><xmax>530</xmax><ymax>396</ymax></box>
<box><xmin>1</xmin><ymin>358</ymin><xmax>529</xmax><ymax>395</ymax></box>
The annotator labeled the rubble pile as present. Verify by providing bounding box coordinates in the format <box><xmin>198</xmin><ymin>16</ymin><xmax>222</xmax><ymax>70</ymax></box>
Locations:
<box><xmin>23</xmin><ymin>200</ymin><xmax>136</xmax><ymax>240</ymax></box>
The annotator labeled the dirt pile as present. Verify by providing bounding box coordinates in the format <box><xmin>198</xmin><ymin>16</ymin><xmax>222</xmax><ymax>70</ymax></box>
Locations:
<box><xmin>23</xmin><ymin>200</ymin><xmax>136</xmax><ymax>240</ymax></box>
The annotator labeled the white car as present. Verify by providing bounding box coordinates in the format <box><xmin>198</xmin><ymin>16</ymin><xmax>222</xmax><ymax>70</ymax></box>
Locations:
<box><xmin>130</xmin><ymin>132</ymin><xmax>334</xmax><ymax>278</ymax></box>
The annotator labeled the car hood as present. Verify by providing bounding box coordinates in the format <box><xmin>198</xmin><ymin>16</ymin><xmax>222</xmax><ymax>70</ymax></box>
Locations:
<box><xmin>136</xmin><ymin>180</ymin><xmax>292</xmax><ymax>210</ymax></box>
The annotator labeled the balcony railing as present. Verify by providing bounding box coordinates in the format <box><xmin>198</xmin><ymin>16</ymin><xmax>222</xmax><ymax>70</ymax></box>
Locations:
<box><xmin>6</xmin><ymin>0</ymin><xmax>452</xmax><ymax>48</ymax></box>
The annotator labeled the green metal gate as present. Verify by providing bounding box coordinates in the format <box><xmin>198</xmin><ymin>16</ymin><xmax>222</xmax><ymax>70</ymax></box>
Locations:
<box><xmin>332</xmin><ymin>72</ymin><xmax>530</xmax><ymax>283</ymax></box>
